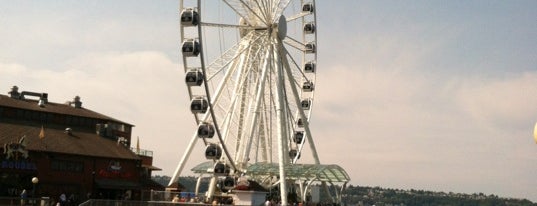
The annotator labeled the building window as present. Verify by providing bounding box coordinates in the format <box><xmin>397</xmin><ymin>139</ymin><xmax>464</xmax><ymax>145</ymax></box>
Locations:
<box><xmin>32</xmin><ymin>111</ymin><xmax>39</xmax><ymax>120</ymax></box>
<box><xmin>47</xmin><ymin>113</ymin><xmax>54</xmax><ymax>122</ymax></box>
<box><xmin>16</xmin><ymin>109</ymin><xmax>23</xmax><ymax>118</ymax></box>
<box><xmin>40</xmin><ymin>112</ymin><xmax>46</xmax><ymax>122</ymax></box>
<box><xmin>51</xmin><ymin>160</ymin><xmax>84</xmax><ymax>173</ymax></box>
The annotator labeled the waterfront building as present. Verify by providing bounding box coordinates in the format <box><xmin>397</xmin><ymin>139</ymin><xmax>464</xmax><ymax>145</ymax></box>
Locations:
<box><xmin>0</xmin><ymin>86</ymin><xmax>163</xmax><ymax>203</ymax></box>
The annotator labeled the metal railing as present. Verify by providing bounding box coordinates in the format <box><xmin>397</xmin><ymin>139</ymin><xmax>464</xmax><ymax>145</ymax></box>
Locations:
<box><xmin>130</xmin><ymin>147</ymin><xmax>154</xmax><ymax>157</ymax></box>
<box><xmin>0</xmin><ymin>197</ymin><xmax>53</xmax><ymax>206</ymax></box>
<box><xmin>79</xmin><ymin>200</ymin><xmax>221</xmax><ymax>206</ymax></box>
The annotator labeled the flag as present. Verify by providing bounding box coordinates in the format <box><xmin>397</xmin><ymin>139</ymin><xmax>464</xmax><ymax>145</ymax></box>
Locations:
<box><xmin>534</xmin><ymin>122</ymin><xmax>537</xmax><ymax>144</ymax></box>
<box><xmin>136</xmin><ymin>136</ymin><xmax>140</xmax><ymax>154</ymax></box>
<box><xmin>39</xmin><ymin>125</ymin><xmax>45</xmax><ymax>139</ymax></box>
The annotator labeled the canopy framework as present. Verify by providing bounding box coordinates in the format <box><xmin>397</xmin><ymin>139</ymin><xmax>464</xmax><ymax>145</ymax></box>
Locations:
<box><xmin>191</xmin><ymin>161</ymin><xmax>350</xmax><ymax>183</ymax></box>
<box><xmin>247</xmin><ymin>162</ymin><xmax>350</xmax><ymax>183</ymax></box>
<box><xmin>191</xmin><ymin>161</ymin><xmax>349</xmax><ymax>203</ymax></box>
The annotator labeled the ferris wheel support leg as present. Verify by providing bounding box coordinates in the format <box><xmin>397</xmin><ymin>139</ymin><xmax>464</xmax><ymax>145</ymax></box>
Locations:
<box><xmin>303</xmin><ymin>179</ymin><xmax>313</xmax><ymax>201</ymax></box>
<box><xmin>298</xmin><ymin>180</ymin><xmax>305</xmax><ymax>202</ymax></box>
<box><xmin>274</xmin><ymin>44</ymin><xmax>289</xmax><ymax>206</ymax></box>
<box><xmin>168</xmin><ymin>132</ymin><xmax>199</xmax><ymax>187</ymax></box>
<box><xmin>195</xmin><ymin>174</ymin><xmax>203</xmax><ymax>196</ymax></box>
<box><xmin>206</xmin><ymin>176</ymin><xmax>217</xmax><ymax>202</ymax></box>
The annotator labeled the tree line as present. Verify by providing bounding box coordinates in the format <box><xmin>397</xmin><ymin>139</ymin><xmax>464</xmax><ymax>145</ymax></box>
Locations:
<box><xmin>152</xmin><ymin>175</ymin><xmax>536</xmax><ymax>205</ymax></box>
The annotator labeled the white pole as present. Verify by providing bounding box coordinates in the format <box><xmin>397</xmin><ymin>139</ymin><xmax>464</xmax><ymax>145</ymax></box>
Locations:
<box><xmin>274</xmin><ymin>43</ymin><xmax>288</xmax><ymax>206</ymax></box>
<box><xmin>168</xmin><ymin>130</ymin><xmax>198</xmax><ymax>186</ymax></box>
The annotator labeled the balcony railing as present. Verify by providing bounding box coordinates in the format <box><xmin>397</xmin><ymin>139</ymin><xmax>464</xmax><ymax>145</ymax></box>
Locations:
<box><xmin>130</xmin><ymin>147</ymin><xmax>154</xmax><ymax>157</ymax></box>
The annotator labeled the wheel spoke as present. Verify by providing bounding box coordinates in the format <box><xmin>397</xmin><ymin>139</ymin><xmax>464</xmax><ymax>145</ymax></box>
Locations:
<box><xmin>279</xmin><ymin>41</ymin><xmax>320</xmax><ymax>164</ymax></box>
<box><xmin>223</xmin><ymin>0</ymin><xmax>266</xmax><ymax>26</ymax></box>
<box><xmin>206</xmin><ymin>31</ymin><xmax>266</xmax><ymax>81</ymax></box>
<box><xmin>286</xmin><ymin>12</ymin><xmax>309</xmax><ymax>22</ymax></box>
<box><xmin>271</xmin><ymin>0</ymin><xmax>293</xmax><ymax>23</ymax></box>
<box><xmin>283</xmin><ymin>37</ymin><xmax>306</xmax><ymax>52</ymax></box>
<box><xmin>284</xmin><ymin>46</ymin><xmax>310</xmax><ymax>84</ymax></box>
<box><xmin>200</xmin><ymin>22</ymin><xmax>252</xmax><ymax>29</ymax></box>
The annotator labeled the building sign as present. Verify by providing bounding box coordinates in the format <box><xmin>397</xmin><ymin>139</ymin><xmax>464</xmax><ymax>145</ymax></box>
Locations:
<box><xmin>1</xmin><ymin>135</ymin><xmax>37</xmax><ymax>170</ymax></box>
<box><xmin>3</xmin><ymin>135</ymin><xmax>29</xmax><ymax>160</ymax></box>
<box><xmin>98</xmin><ymin>160</ymin><xmax>133</xmax><ymax>178</ymax></box>
<box><xmin>1</xmin><ymin>160</ymin><xmax>37</xmax><ymax>170</ymax></box>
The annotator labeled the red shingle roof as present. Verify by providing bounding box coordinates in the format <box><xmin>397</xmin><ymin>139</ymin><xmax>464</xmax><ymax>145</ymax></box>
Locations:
<box><xmin>0</xmin><ymin>94</ymin><xmax>132</xmax><ymax>126</ymax></box>
<box><xmin>0</xmin><ymin>121</ymin><xmax>139</xmax><ymax>160</ymax></box>
<box><xmin>0</xmin><ymin>93</ymin><xmax>138</xmax><ymax>160</ymax></box>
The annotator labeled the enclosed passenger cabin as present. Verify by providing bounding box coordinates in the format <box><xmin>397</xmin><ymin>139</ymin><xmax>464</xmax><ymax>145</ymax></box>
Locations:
<box><xmin>182</xmin><ymin>39</ymin><xmax>201</xmax><ymax>57</ymax></box>
<box><xmin>302</xmin><ymin>81</ymin><xmax>314</xmax><ymax>92</ymax></box>
<box><xmin>297</xmin><ymin>118</ymin><xmax>305</xmax><ymax>127</ymax></box>
<box><xmin>205</xmin><ymin>144</ymin><xmax>222</xmax><ymax>160</ymax></box>
<box><xmin>217</xmin><ymin>176</ymin><xmax>236</xmax><ymax>193</ymax></box>
<box><xmin>302</xmin><ymin>2</ymin><xmax>314</xmax><ymax>13</ymax></box>
<box><xmin>304</xmin><ymin>61</ymin><xmax>316</xmax><ymax>73</ymax></box>
<box><xmin>305</xmin><ymin>42</ymin><xmax>316</xmax><ymax>53</ymax></box>
<box><xmin>304</xmin><ymin>22</ymin><xmax>316</xmax><ymax>34</ymax></box>
<box><xmin>294</xmin><ymin>131</ymin><xmax>304</xmax><ymax>144</ymax></box>
<box><xmin>223</xmin><ymin>176</ymin><xmax>236</xmax><ymax>190</ymax></box>
<box><xmin>197</xmin><ymin>122</ymin><xmax>215</xmax><ymax>138</ymax></box>
<box><xmin>301</xmin><ymin>99</ymin><xmax>311</xmax><ymax>110</ymax></box>
<box><xmin>214</xmin><ymin>163</ymin><xmax>231</xmax><ymax>176</ymax></box>
<box><xmin>185</xmin><ymin>69</ymin><xmax>204</xmax><ymax>86</ymax></box>
<box><xmin>190</xmin><ymin>97</ymin><xmax>208</xmax><ymax>113</ymax></box>
<box><xmin>180</xmin><ymin>8</ymin><xmax>199</xmax><ymax>26</ymax></box>
<box><xmin>289</xmin><ymin>149</ymin><xmax>301</xmax><ymax>159</ymax></box>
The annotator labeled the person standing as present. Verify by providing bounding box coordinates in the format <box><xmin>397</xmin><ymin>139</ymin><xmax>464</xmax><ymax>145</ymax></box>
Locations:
<box><xmin>20</xmin><ymin>190</ymin><xmax>27</xmax><ymax>206</ymax></box>
<box><xmin>59</xmin><ymin>193</ymin><xmax>67</xmax><ymax>206</ymax></box>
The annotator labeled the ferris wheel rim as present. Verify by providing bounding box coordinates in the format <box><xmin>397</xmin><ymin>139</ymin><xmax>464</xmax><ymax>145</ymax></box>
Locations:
<box><xmin>179</xmin><ymin>0</ymin><xmax>319</xmax><ymax>174</ymax></box>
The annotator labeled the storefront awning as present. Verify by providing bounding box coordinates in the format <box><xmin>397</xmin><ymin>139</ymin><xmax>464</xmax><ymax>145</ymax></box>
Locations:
<box><xmin>142</xmin><ymin>164</ymin><xmax>162</xmax><ymax>171</ymax></box>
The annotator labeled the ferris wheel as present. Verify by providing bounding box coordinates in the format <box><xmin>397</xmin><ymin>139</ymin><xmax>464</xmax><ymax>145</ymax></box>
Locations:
<box><xmin>169</xmin><ymin>0</ymin><xmax>338</xmax><ymax>204</ymax></box>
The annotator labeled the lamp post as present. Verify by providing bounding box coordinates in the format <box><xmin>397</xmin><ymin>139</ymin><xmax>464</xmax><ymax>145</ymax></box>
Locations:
<box><xmin>31</xmin><ymin>177</ymin><xmax>39</xmax><ymax>205</ymax></box>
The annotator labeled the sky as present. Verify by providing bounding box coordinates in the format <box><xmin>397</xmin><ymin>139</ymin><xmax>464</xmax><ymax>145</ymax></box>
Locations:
<box><xmin>1</xmin><ymin>0</ymin><xmax>536</xmax><ymax>202</ymax></box>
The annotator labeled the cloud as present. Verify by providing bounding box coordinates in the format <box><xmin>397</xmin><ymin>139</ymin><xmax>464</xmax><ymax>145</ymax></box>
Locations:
<box><xmin>309</xmin><ymin>62</ymin><xmax>537</xmax><ymax>198</ymax></box>
<box><xmin>456</xmin><ymin>72</ymin><xmax>537</xmax><ymax>132</ymax></box>
<box><xmin>0</xmin><ymin>62</ymin><xmax>28</xmax><ymax>74</ymax></box>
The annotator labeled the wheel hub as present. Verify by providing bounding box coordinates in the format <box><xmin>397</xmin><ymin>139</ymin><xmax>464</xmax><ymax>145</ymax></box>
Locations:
<box><xmin>275</xmin><ymin>15</ymin><xmax>287</xmax><ymax>40</ymax></box>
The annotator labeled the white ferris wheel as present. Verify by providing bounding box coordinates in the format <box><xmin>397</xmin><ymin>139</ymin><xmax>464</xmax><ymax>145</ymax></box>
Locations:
<box><xmin>170</xmin><ymin>0</ymin><xmax>349</xmax><ymax>204</ymax></box>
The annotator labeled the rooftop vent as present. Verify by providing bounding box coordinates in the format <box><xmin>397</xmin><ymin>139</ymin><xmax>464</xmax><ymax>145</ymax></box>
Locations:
<box><xmin>8</xmin><ymin>86</ymin><xmax>49</xmax><ymax>106</ymax></box>
<box><xmin>67</xmin><ymin>96</ymin><xmax>82</xmax><ymax>108</ymax></box>
<box><xmin>65</xmin><ymin>128</ymin><xmax>72</xmax><ymax>136</ymax></box>
<box><xmin>73</xmin><ymin>96</ymin><xmax>82</xmax><ymax>108</ymax></box>
<box><xmin>8</xmin><ymin>86</ymin><xmax>20</xmax><ymax>99</ymax></box>
<box><xmin>38</xmin><ymin>99</ymin><xmax>45</xmax><ymax>107</ymax></box>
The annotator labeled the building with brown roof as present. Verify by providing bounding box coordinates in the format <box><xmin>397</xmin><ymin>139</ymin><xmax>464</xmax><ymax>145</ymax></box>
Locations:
<box><xmin>0</xmin><ymin>86</ymin><xmax>163</xmax><ymax>203</ymax></box>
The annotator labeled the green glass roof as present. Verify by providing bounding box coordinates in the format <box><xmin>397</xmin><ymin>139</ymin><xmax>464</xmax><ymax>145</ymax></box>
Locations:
<box><xmin>191</xmin><ymin>161</ymin><xmax>350</xmax><ymax>183</ymax></box>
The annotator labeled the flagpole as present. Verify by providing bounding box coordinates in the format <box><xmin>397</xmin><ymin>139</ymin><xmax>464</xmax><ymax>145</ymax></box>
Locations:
<box><xmin>136</xmin><ymin>136</ymin><xmax>140</xmax><ymax>155</ymax></box>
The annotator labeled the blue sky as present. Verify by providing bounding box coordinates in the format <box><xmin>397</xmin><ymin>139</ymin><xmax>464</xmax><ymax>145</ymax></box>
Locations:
<box><xmin>1</xmin><ymin>0</ymin><xmax>536</xmax><ymax>201</ymax></box>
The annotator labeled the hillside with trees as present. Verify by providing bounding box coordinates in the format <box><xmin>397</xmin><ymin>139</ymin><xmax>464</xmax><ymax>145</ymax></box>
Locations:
<box><xmin>153</xmin><ymin>175</ymin><xmax>535</xmax><ymax>205</ymax></box>
<box><xmin>342</xmin><ymin>185</ymin><xmax>535</xmax><ymax>206</ymax></box>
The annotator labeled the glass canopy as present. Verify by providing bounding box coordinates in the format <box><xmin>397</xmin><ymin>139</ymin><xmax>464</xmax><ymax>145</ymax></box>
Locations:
<box><xmin>191</xmin><ymin>161</ymin><xmax>350</xmax><ymax>183</ymax></box>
